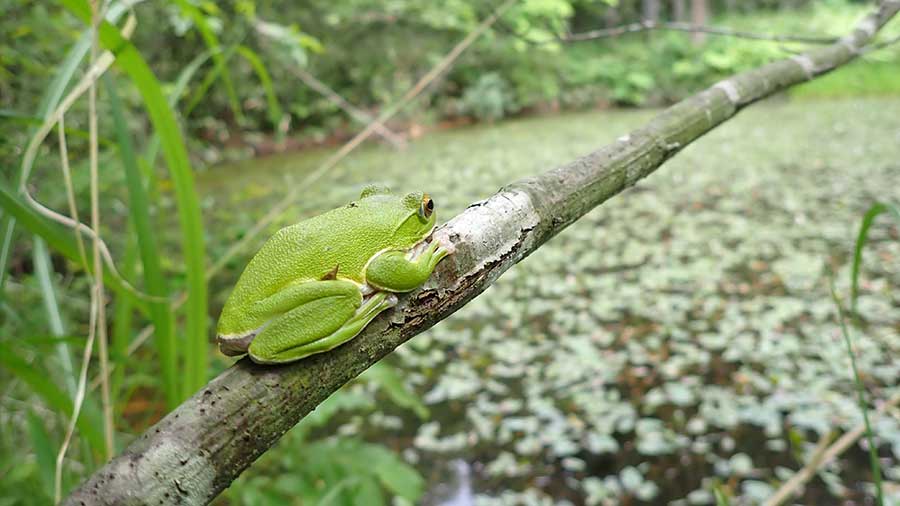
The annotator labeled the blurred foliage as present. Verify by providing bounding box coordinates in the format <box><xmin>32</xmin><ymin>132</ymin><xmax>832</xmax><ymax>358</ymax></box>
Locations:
<box><xmin>3</xmin><ymin>0</ymin><xmax>900</xmax><ymax>169</ymax></box>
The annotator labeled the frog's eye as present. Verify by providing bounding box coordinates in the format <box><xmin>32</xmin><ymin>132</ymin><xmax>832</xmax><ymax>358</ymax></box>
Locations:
<box><xmin>418</xmin><ymin>194</ymin><xmax>434</xmax><ymax>220</ymax></box>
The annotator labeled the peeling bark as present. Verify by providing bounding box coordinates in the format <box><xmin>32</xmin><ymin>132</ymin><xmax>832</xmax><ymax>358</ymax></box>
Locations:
<box><xmin>65</xmin><ymin>2</ymin><xmax>900</xmax><ymax>504</ymax></box>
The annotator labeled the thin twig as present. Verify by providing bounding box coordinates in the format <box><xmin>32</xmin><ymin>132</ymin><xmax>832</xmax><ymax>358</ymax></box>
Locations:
<box><xmin>498</xmin><ymin>17</ymin><xmax>838</xmax><ymax>46</ymax></box>
<box><xmin>289</xmin><ymin>67</ymin><xmax>406</xmax><ymax>148</ymax></box>
<box><xmin>57</xmin><ymin>117</ymin><xmax>89</xmax><ymax>271</ymax></box>
<box><xmin>563</xmin><ymin>20</ymin><xmax>838</xmax><ymax>44</ymax></box>
<box><xmin>54</xmin><ymin>281</ymin><xmax>99</xmax><ymax>505</ymax></box>
<box><xmin>764</xmin><ymin>393</ymin><xmax>900</xmax><ymax>506</ymax></box>
<box><xmin>87</xmin><ymin>0</ymin><xmax>114</xmax><ymax>460</ymax></box>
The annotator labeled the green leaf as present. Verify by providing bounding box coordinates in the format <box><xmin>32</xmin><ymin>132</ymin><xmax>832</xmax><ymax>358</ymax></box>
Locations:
<box><xmin>106</xmin><ymin>74</ymin><xmax>179</xmax><ymax>408</ymax></box>
<box><xmin>236</xmin><ymin>45</ymin><xmax>284</xmax><ymax>126</ymax></box>
<box><xmin>362</xmin><ymin>362</ymin><xmax>429</xmax><ymax>419</ymax></box>
<box><xmin>354</xmin><ymin>443</ymin><xmax>424</xmax><ymax>501</ymax></box>
<box><xmin>351</xmin><ymin>477</ymin><xmax>385</xmax><ymax>506</ymax></box>
<box><xmin>26</xmin><ymin>409</ymin><xmax>56</xmax><ymax>497</ymax></box>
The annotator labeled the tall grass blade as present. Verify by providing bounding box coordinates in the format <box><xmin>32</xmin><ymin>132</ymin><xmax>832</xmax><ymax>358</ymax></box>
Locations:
<box><xmin>110</xmin><ymin>234</ymin><xmax>137</xmax><ymax>410</ymax></box>
<box><xmin>62</xmin><ymin>0</ymin><xmax>209</xmax><ymax>396</ymax></box>
<box><xmin>850</xmin><ymin>202</ymin><xmax>900</xmax><ymax>314</ymax></box>
<box><xmin>106</xmin><ymin>74</ymin><xmax>180</xmax><ymax>407</ymax></box>
<box><xmin>185</xmin><ymin>45</ymin><xmax>238</xmax><ymax>118</ymax></box>
<box><xmin>27</xmin><ymin>409</ymin><xmax>58</xmax><ymax>499</ymax></box>
<box><xmin>843</xmin><ymin>201</ymin><xmax>900</xmax><ymax>506</ymax></box>
<box><xmin>1</xmin><ymin>3</ymin><xmax>128</xmax><ymax>309</ymax></box>
<box><xmin>172</xmin><ymin>0</ymin><xmax>243</xmax><ymax>122</ymax></box>
<box><xmin>144</xmin><ymin>49</ymin><xmax>213</xmax><ymax>170</ymax></box>
<box><xmin>0</xmin><ymin>213</ymin><xmax>15</xmax><ymax>300</ymax></box>
<box><xmin>236</xmin><ymin>45</ymin><xmax>284</xmax><ymax>126</ymax></box>
<box><xmin>830</xmin><ymin>283</ymin><xmax>883</xmax><ymax>506</ymax></box>
<box><xmin>33</xmin><ymin>238</ymin><xmax>76</xmax><ymax>395</ymax></box>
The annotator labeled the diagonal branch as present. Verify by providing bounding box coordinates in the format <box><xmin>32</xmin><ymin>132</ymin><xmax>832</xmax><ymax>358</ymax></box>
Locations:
<box><xmin>495</xmin><ymin>17</ymin><xmax>839</xmax><ymax>46</ymax></box>
<box><xmin>563</xmin><ymin>20</ymin><xmax>839</xmax><ymax>44</ymax></box>
<box><xmin>289</xmin><ymin>67</ymin><xmax>408</xmax><ymax>149</ymax></box>
<box><xmin>64</xmin><ymin>2</ymin><xmax>900</xmax><ymax>505</ymax></box>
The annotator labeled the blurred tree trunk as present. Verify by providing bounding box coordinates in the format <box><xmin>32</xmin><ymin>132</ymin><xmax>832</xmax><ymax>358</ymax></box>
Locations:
<box><xmin>672</xmin><ymin>0</ymin><xmax>687</xmax><ymax>21</ymax></box>
<box><xmin>603</xmin><ymin>5</ymin><xmax>621</xmax><ymax>27</ymax></box>
<box><xmin>642</xmin><ymin>0</ymin><xmax>661</xmax><ymax>23</ymax></box>
<box><xmin>691</xmin><ymin>0</ymin><xmax>708</xmax><ymax>44</ymax></box>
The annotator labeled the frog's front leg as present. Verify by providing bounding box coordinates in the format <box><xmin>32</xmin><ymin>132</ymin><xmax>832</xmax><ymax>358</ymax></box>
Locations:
<box><xmin>365</xmin><ymin>240</ymin><xmax>450</xmax><ymax>292</ymax></box>
<box><xmin>247</xmin><ymin>280</ymin><xmax>397</xmax><ymax>364</ymax></box>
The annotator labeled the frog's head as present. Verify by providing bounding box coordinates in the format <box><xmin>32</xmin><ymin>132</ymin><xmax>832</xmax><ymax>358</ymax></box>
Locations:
<box><xmin>359</xmin><ymin>185</ymin><xmax>437</xmax><ymax>245</ymax></box>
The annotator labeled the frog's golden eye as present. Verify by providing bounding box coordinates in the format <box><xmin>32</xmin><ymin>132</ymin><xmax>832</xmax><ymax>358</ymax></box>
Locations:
<box><xmin>418</xmin><ymin>194</ymin><xmax>434</xmax><ymax>220</ymax></box>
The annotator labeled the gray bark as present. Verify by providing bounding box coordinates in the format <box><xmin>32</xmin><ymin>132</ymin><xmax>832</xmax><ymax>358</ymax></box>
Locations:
<box><xmin>643</xmin><ymin>0</ymin><xmax>661</xmax><ymax>23</ymax></box>
<box><xmin>691</xmin><ymin>0</ymin><xmax>709</xmax><ymax>44</ymax></box>
<box><xmin>64</xmin><ymin>2</ymin><xmax>900</xmax><ymax>505</ymax></box>
<box><xmin>672</xmin><ymin>0</ymin><xmax>687</xmax><ymax>22</ymax></box>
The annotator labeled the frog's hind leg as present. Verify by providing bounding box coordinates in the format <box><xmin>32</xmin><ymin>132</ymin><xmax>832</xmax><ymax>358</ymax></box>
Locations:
<box><xmin>248</xmin><ymin>289</ymin><xmax>396</xmax><ymax>364</ymax></box>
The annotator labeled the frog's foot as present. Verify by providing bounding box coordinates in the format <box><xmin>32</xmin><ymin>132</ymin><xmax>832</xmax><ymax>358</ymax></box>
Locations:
<box><xmin>248</xmin><ymin>290</ymin><xmax>397</xmax><ymax>364</ymax></box>
<box><xmin>430</xmin><ymin>228</ymin><xmax>457</xmax><ymax>255</ymax></box>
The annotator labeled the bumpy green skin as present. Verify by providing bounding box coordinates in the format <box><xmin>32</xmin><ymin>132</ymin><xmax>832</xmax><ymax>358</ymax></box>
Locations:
<box><xmin>216</xmin><ymin>186</ymin><xmax>450</xmax><ymax>364</ymax></box>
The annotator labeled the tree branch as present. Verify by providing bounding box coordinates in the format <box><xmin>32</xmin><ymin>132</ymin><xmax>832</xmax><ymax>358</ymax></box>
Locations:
<box><xmin>288</xmin><ymin>67</ymin><xmax>407</xmax><ymax>149</ymax></box>
<box><xmin>562</xmin><ymin>20</ymin><xmax>838</xmax><ymax>44</ymax></box>
<box><xmin>64</xmin><ymin>2</ymin><xmax>900</xmax><ymax>505</ymax></box>
<box><xmin>495</xmin><ymin>16</ymin><xmax>839</xmax><ymax>46</ymax></box>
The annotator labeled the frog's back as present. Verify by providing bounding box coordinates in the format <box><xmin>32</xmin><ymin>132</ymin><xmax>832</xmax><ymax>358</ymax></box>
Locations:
<box><xmin>227</xmin><ymin>198</ymin><xmax>408</xmax><ymax>306</ymax></box>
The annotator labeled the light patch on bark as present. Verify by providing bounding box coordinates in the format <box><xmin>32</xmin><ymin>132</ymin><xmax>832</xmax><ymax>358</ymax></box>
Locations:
<box><xmin>433</xmin><ymin>189</ymin><xmax>539</xmax><ymax>285</ymax></box>
<box><xmin>713</xmin><ymin>79</ymin><xmax>741</xmax><ymax>104</ymax></box>
<box><xmin>839</xmin><ymin>36</ymin><xmax>861</xmax><ymax>55</ymax></box>
<box><xmin>857</xmin><ymin>15</ymin><xmax>877</xmax><ymax>37</ymax></box>
<box><xmin>791</xmin><ymin>55</ymin><xmax>816</xmax><ymax>80</ymax></box>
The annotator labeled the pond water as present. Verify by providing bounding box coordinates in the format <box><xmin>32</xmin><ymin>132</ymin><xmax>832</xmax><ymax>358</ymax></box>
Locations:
<box><xmin>202</xmin><ymin>98</ymin><xmax>900</xmax><ymax>505</ymax></box>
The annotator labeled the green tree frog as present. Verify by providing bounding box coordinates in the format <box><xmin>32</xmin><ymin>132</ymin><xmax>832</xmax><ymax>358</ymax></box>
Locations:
<box><xmin>216</xmin><ymin>185</ymin><xmax>451</xmax><ymax>364</ymax></box>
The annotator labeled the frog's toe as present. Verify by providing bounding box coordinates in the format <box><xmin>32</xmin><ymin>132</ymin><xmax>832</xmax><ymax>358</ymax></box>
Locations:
<box><xmin>431</xmin><ymin>230</ymin><xmax>456</xmax><ymax>254</ymax></box>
